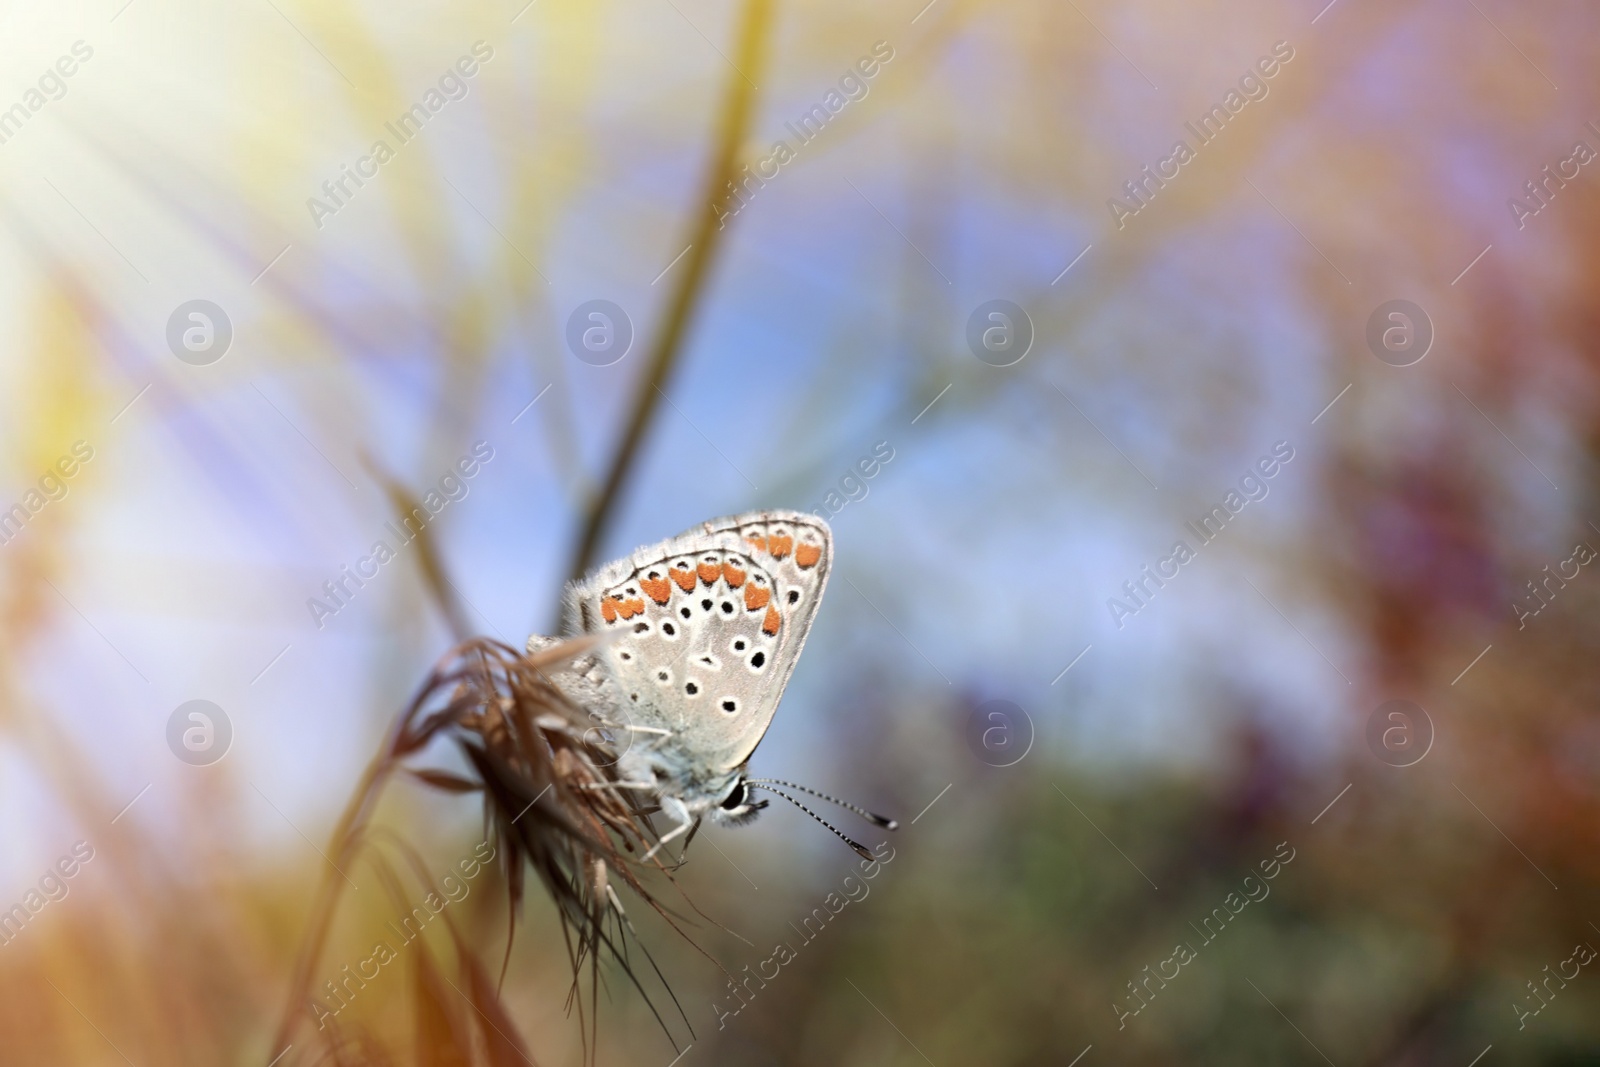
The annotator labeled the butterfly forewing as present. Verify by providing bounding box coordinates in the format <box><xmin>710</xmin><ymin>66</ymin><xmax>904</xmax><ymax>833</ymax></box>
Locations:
<box><xmin>705</xmin><ymin>512</ymin><xmax>832</xmax><ymax>716</ymax></box>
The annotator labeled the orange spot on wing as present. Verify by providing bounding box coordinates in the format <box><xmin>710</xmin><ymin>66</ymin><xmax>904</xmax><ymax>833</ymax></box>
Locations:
<box><xmin>670</xmin><ymin>567</ymin><xmax>696</xmax><ymax>592</ymax></box>
<box><xmin>763</xmin><ymin>606</ymin><xmax>781</xmax><ymax>635</ymax></box>
<box><xmin>604</xmin><ymin>598</ymin><xmax>643</xmax><ymax>620</ymax></box>
<box><xmin>722</xmin><ymin>562</ymin><xmax>746</xmax><ymax>587</ymax></box>
<box><xmin>767</xmin><ymin>535</ymin><xmax>792</xmax><ymax>559</ymax></box>
<box><xmin>600</xmin><ymin>598</ymin><xmax>618</xmax><ymax>623</ymax></box>
<box><xmin>698</xmin><ymin>562</ymin><xmax>720</xmax><ymax>585</ymax></box>
<box><xmin>744</xmin><ymin>584</ymin><xmax>771</xmax><ymax>611</ymax></box>
<box><xmin>795</xmin><ymin>542</ymin><xmax>821</xmax><ymax>568</ymax></box>
<box><xmin>641</xmin><ymin>577</ymin><xmax>671</xmax><ymax>604</ymax></box>
<box><xmin>746</xmin><ymin>534</ymin><xmax>767</xmax><ymax>552</ymax></box>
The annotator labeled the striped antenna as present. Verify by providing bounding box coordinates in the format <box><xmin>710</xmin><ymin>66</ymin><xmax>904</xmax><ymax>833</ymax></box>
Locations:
<box><xmin>746</xmin><ymin>783</ymin><xmax>876</xmax><ymax>859</ymax></box>
<box><xmin>745</xmin><ymin>778</ymin><xmax>898</xmax><ymax>830</ymax></box>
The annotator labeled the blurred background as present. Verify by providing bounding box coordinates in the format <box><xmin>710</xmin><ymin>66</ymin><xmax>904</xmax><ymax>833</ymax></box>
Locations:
<box><xmin>2</xmin><ymin>0</ymin><xmax>1598</xmax><ymax>1062</ymax></box>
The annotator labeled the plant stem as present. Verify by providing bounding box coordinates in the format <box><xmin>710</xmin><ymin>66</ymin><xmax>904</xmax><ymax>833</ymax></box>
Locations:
<box><xmin>266</xmin><ymin>708</ymin><xmax>410</xmax><ymax>1057</ymax></box>
<box><xmin>560</xmin><ymin>0</ymin><xmax>776</xmax><ymax>601</ymax></box>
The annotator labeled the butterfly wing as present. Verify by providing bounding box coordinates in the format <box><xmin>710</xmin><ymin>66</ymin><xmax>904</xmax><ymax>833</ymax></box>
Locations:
<box><xmin>563</xmin><ymin>509</ymin><xmax>832</xmax><ymax>774</ymax></box>
<box><xmin>702</xmin><ymin>509</ymin><xmax>832</xmax><ymax>745</ymax></box>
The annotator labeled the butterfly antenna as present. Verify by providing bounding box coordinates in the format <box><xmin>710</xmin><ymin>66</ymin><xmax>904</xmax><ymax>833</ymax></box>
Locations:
<box><xmin>745</xmin><ymin>778</ymin><xmax>898</xmax><ymax>830</ymax></box>
<box><xmin>746</xmin><ymin>784</ymin><xmax>877</xmax><ymax>860</ymax></box>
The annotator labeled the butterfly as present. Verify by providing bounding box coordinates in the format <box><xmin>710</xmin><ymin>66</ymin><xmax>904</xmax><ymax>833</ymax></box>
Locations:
<box><xmin>533</xmin><ymin>509</ymin><xmax>895</xmax><ymax>860</ymax></box>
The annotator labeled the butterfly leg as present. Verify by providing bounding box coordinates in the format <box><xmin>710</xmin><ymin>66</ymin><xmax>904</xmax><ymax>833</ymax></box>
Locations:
<box><xmin>641</xmin><ymin>795</ymin><xmax>696</xmax><ymax>863</ymax></box>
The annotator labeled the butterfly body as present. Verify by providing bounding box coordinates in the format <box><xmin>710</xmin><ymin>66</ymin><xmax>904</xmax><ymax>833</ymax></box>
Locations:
<box><xmin>541</xmin><ymin>510</ymin><xmax>833</xmax><ymax>851</ymax></box>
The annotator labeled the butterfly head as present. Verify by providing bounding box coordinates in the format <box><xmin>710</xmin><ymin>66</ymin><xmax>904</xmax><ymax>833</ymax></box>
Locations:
<box><xmin>618</xmin><ymin>744</ymin><xmax>752</xmax><ymax>822</ymax></box>
<box><xmin>709</xmin><ymin>776</ymin><xmax>769</xmax><ymax>826</ymax></box>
